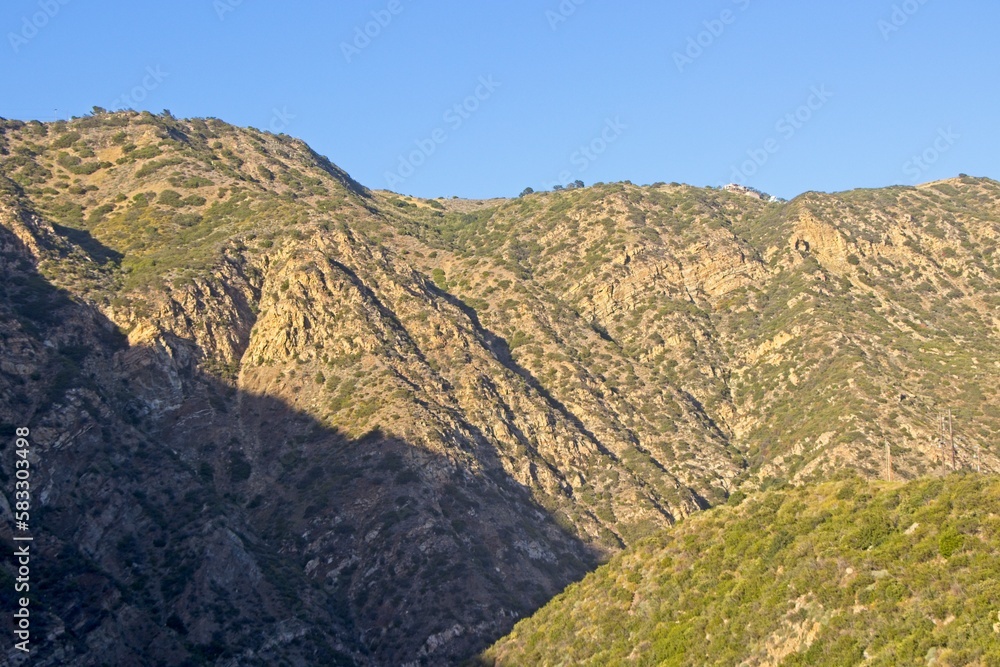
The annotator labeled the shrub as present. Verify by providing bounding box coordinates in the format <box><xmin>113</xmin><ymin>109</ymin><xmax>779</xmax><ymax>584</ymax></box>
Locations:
<box><xmin>938</xmin><ymin>529</ymin><xmax>963</xmax><ymax>558</ymax></box>
<box><xmin>158</xmin><ymin>190</ymin><xmax>183</xmax><ymax>207</ymax></box>
<box><xmin>51</xmin><ymin>132</ymin><xmax>81</xmax><ymax>149</ymax></box>
<box><xmin>229</xmin><ymin>452</ymin><xmax>252</xmax><ymax>483</ymax></box>
<box><xmin>135</xmin><ymin>157</ymin><xmax>184</xmax><ymax>178</ymax></box>
<box><xmin>132</xmin><ymin>145</ymin><xmax>162</xmax><ymax>159</ymax></box>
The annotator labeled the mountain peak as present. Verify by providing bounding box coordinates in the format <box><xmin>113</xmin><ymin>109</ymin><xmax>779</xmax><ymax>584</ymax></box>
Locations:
<box><xmin>2</xmin><ymin>114</ymin><xmax>998</xmax><ymax>665</ymax></box>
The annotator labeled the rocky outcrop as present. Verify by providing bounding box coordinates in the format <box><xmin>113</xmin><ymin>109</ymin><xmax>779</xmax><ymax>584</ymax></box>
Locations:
<box><xmin>2</xmin><ymin>114</ymin><xmax>999</xmax><ymax>665</ymax></box>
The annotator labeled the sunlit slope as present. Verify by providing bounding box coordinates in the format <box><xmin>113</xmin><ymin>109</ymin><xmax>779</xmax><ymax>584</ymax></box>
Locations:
<box><xmin>482</xmin><ymin>475</ymin><xmax>1000</xmax><ymax>667</ymax></box>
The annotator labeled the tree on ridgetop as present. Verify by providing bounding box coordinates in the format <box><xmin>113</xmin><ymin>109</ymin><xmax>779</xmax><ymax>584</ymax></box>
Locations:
<box><xmin>519</xmin><ymin>187</ymin><xmax>534</xmax><ymax>197</ymax></box>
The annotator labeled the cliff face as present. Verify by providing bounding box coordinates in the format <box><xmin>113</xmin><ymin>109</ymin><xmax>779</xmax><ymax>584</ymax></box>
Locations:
<box><xmin>0</xmin><ymin>199</ymin><xmax>371</xmax><ymax>665</ymax></box>
<box><xmin>1</xmin><ymin>112</ymin><xmax>998</xmax><ymax>665</ymax></box>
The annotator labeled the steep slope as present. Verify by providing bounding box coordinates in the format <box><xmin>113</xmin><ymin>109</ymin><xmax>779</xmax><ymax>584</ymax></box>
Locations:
<box><xmin>721</xmin><ymin>183</ymin><xmax>1000</xmax><ymax>482</ymax></box>
<box><xmin>375</xmin><ymin>178</ymin><xmax>1000</xmax><ymax>485</ymax></box>
<box><xmin>1</xmin><ymin>111</ymin><xmax>998</xmax><ymax>664</ymax></box>
<box><xmin>0</xmin><ymin>112</ymin><xmax>616</xmax><ymax>665</ymax></box>
<box><xmin>0</xmin><ymin>199</ymin><xmax>366</xmax><ymax>665</ymax></box>
<box><xmin>481</xmin><ymin>474</ymin><xmax>1000</xmax><ymax>667</ymax></box>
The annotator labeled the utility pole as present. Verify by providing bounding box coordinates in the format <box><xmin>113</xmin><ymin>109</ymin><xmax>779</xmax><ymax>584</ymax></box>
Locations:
<box><xmin>948</xmin><ymin>409</ymin><xmax>956</xmax><ymax>471</ymax></box>
<box><xmin>885</xmin><ymin>442</ymin><xmax>892</xmax><ymax>482</ymax></box>
<box><xmin>938</xmin><ymin>412</ymin><xmax>947</xmax><ymax>469</ymax></box>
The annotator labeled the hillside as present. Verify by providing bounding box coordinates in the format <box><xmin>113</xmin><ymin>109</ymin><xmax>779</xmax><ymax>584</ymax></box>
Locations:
<box><xmin>0</xmin><ymin>111</ymin><xmax>998</xmax><ymax>665</ymax></box>
<box><xmin>480</xmin><ymin>474</ymin><xmax>1000</xmax><ymax>667</ymax></box>
<box><xmin>378</xmin><ymin>178</ymin><xmax>1000</xmax><ymax>486</ymax></box>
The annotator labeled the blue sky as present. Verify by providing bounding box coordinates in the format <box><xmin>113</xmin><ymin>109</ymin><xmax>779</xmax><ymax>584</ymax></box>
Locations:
<box><xmin>1</xmin><ymin>1</ymin><xmax>997</xmax><ymax>200</ymax></box>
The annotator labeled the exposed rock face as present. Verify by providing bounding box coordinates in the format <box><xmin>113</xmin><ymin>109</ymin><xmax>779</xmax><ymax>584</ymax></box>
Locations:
<box><xmin>1</xmin><ymin>113</ymin><xmax>998</xmax><ymax>665</ymax></box>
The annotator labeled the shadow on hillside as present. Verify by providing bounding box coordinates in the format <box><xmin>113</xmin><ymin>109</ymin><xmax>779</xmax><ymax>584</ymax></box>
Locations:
<box><xmin>50</xmin><ymin>222</ymin><xmax>124</xmax><ymax>265</ymax></box>
<box><xmin>0</xmin><ymin>221</ymin><xmax>597</xmax><ymax>666</ymax></box>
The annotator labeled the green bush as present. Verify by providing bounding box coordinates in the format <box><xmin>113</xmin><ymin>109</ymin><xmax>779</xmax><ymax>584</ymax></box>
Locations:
<box><xmin>51</xmin><ymin>132</ymin><xmax>81</xmax><ymax>149</ymax></box>
<box><xmin>938</xmin><ymin>529</ymin><xmax>963</xmax><ymax>558</ymax></box>
<box><xmin>159</xmin><ymin>189</ymin><xmax>184</xmax><ymax>207</ymax></box>
<box><xmin>132</xmin><ymin>145</ymin><xmax>162</xmax><ymax>159</ymax></box>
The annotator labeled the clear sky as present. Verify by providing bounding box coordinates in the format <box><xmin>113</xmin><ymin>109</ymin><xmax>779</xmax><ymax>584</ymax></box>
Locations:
<box><xmin>1</xmin><ymin>1</ymin><xmax>997</xmax><ymax>200</ymax></box>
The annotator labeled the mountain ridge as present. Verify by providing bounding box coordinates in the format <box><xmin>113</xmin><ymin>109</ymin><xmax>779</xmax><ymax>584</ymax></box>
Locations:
<box><xmin>1</xmin><ymin>111</ymin><xmax>998</xmax><ymax>665</ymax></box>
